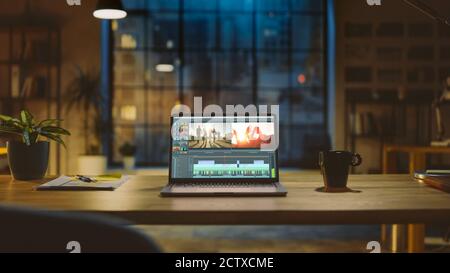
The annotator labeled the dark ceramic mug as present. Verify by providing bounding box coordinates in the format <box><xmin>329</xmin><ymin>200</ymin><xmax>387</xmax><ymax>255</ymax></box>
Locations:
<box><xmin>319</xmin><ymin>151</ymin><xmax>362</xmax><ymax>189</ymax></box>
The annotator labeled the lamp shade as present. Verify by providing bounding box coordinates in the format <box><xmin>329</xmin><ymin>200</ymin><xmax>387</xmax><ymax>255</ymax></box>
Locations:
<box><xmin>93</xmin><ymin>0</ymin><xmax>127</xmax><ymax>20</ymax></box>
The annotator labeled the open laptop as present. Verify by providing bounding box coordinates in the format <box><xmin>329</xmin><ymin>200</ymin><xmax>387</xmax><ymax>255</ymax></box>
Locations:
<box><xmin>161</xmin><ymin>116</ymin><xmax>287</xmax><ymax>197</ymax></box>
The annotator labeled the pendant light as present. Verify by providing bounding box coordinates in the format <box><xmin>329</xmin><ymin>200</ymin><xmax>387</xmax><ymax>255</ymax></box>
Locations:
<box><xmin>93</xmin><ymin>0</ymin><xmax>127</xmax><ymax>20</ymax></box>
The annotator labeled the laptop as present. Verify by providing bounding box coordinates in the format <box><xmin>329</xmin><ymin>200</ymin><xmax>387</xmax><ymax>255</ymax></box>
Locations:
<box><xmin>161</xmin><ymin>116</ymin><xmax>287</xmax><ymax>197</ymax></box>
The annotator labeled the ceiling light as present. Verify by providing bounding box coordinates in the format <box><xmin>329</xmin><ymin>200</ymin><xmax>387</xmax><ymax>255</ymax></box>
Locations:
<box><xmin>94</xmin><ymin>0</ymin><xmax>127</xmax><ymax>20</ymax></box>
<box><xmin>156</xmin><ymin>64</ymin><xmax>174</xmax><ymax>73</ymax></box>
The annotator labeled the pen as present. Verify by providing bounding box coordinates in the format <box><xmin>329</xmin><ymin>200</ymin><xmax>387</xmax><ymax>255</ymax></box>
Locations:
<box><xmin>75</xmin><ymin>175</ymin><xmax>97</xmax><ymax>183</ymax></box>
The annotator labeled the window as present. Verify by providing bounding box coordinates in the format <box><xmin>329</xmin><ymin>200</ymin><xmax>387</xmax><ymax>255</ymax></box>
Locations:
<box><xmin>110</xmin><ymin>0</ymin><xmax>326</xmax><ymax>167</ymax></box>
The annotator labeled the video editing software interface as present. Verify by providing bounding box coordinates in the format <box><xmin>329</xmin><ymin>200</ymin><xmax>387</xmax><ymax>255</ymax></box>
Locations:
<box><xmin>171</xmin><ymin>116</ymin><xmax>277</xmax><ymax>179</ymax></box>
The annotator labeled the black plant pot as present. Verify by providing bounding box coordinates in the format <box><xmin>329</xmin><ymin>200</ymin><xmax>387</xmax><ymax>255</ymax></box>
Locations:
<box><xmin>7</xmin><ymin>141</ymin><xmax>49</xmax><ymax>181</ymax></box>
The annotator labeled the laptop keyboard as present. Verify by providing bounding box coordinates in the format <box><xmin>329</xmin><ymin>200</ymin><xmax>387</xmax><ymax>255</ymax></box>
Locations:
<box><xmin>171</xmin><ymin>182</ymin><xmax>278</xmax><ymax>193</ymax></box>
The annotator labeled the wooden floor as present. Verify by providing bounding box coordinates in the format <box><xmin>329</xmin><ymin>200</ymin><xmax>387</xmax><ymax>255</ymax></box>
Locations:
<box><xmin>134</xmin><ymin>225</ymin><xmax>376</xmax><ymax>253</ymax></box>
<box><xmin>135</xmin><ymin>225</ymin><xmax>450</xmax><ymax>253</ymax></box>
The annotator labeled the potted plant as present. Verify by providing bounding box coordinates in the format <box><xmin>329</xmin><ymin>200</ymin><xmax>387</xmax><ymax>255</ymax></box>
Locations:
<box><xmin>119</xmin><ymin>142</ymin><xmax>136</xmax><ymax>170</ymax></box>
<box><xmin>66</xmin><ymin>66</ymin><xmax>107</xmax><ymax>175</ymax></box>
<box><xmin>0</xmin><ymin>110</ymin><xmax>70</xmax><ymax>180</ymax></box>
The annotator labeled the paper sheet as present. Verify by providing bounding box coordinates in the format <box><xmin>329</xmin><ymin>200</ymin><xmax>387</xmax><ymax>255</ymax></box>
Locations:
<box><xmin>36</xmin><ymin>175</ymin><xmax>131</xmax><ymax>191</ymax></box>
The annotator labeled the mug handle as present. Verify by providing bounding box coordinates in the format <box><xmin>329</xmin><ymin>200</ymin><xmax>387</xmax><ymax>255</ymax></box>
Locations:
<box><xmin>351</xmin><ymin>153</ymin><xmax>362</xmax><ymax>166</ymax></box>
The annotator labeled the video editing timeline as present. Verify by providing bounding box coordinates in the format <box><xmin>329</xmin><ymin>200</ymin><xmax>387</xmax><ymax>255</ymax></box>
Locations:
<box><xmin>172</xmin><ymin>149</ymin><xmax>277</xmax><ymax>179</ymax></box>
<box><xmin>171</xmin><ymin>116</ymin><xmax>277</xmax><ymax>179</ymax></box>
<box><xmin>193</xmin><ymin>155</ymin><xmax>274</xmax><ymax>179</ymax></box>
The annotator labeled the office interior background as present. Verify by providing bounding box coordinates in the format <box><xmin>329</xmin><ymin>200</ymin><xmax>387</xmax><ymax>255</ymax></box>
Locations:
<box><xmin>1</xmin><ymin>0</ymin><xmax>449</xmax><ymax>174</ymax></box>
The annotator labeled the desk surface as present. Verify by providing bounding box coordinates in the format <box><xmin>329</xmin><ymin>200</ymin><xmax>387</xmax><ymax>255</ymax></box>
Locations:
<box><xmin>1</xmin><ymin>173</ymin><xmax>450</xmax><ymax>225</ymax></box>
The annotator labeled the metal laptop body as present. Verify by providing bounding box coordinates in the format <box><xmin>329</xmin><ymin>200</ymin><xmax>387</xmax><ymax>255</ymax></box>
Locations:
<box><xmin>161</xmin><ymin>116</ymin><xmax>287</xmax><ymax>197</ymax></box>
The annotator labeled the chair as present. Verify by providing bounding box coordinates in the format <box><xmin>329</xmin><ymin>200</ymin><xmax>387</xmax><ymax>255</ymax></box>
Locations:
<box><xmin>0</xmin><ymin>205</ymin><xmax>161</xmax><ymax>253</ymax></box>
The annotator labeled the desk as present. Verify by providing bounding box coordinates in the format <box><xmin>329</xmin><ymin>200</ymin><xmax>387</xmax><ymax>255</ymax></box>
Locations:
<box><xmin>383</xmin><ymin>145</ymin><xmax>450</xmax><ymax>174</ymax></box>
<box><xmin>1</xmin><ymin>173</ymin><xmax>450</xmax><ymax>253</ymax></box>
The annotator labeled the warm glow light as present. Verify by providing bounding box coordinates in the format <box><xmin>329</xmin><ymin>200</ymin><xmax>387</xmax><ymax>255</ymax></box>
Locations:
<box><xmin>297</xmin><ymin>74</ymin><xmax>306</xmax><ymax>85</ymax></box>
<box><xmin>93</xmin><ymin>9</ymin><xmax>127</xmax><ymax>19</ymax></box>
<box><xmin>121</xmin><ymin>34</ymin><xmax>137</xmax><ymax>48</ymax></box>
<box><xmin>120</xmin><ymin>105</ymin><xmax>137</xmax><ymax>121</ymax></box>
<box><xmin>156</xmin><ymin>64</ymin><xmax>174</xmax><ymax>73</ymax></box>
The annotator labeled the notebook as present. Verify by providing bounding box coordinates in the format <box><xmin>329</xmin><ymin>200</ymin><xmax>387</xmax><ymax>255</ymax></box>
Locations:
<box><xmin>36</xmin><ymin>175</ymin><xmax>131</xmax><ymax>191</ymax></box>
<box><xmin>421</xmin><ymin>176</ymin><xmax>450</xmax><ymax>193</ymax></box>
<box><xmin>414</xmin><ymin>171</ymin><xmax>450</xmax><ymax>193</ymax></box>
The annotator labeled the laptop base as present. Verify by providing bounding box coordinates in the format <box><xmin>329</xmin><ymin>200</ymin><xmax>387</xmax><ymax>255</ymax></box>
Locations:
<box><xmin>160</xmin><ymin>181</ymin><xmax>287</xmax><ymax>197</ymax></box>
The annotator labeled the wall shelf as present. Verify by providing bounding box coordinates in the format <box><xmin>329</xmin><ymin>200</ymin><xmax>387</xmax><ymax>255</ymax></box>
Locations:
<box><xmin>0</xmin><ymin>19</ymin><xmax>62</xmax><ymax>174</ymax></box>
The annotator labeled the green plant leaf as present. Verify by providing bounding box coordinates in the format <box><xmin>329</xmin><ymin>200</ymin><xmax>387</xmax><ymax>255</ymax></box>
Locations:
<box><xmin>0</xmin><ymin>114</ymin><xmax>13</xmax><ymax>122</ymax></box>
<box><xmin>0</xmin><ymin>125</ymin><xmax>22</xmax><ymax>136</ymax></box>
<box><xmin>41</xmin><ymin>126</ymin><xmax>71</xmax><ymax>136</ymax></box>
<box><xmin>41</xmin><ymin>133</ymin><xmax>66</xmax><ymax>149</ymax></box>
<box><xmin>22</xmin><ymin>130</ymin><xmax>31</xmax><ymax>146</ymax></box>
<box><xmin>0</xmin><ymin>115</ymin><xmax>22</xmax><ymax>127</ymax></box>
<box><xmin>3</xmin><ymin>110</ymin><xmax>70</xmax><ymax>147</ymax></box>
<box><xmin>29</xmin><ymin>131</ymin><xmax>39</xmax><ymax>144</ymax></box>
<box><xmin>20</xmin><ymin>110</ymin><xmax>34</xmax><ymax>126</ymax></box>
<box><xmin>38</xmin><ymin>119</ymin><xmax>62</xmax><ymax>127</ymax></box>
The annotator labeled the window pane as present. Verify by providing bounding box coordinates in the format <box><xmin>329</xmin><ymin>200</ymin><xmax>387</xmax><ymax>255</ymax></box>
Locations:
<box><xmin>114</xmin><ymin>51</ymin><xmax>145</xmax><ymax>86</ymax></box>
<box><xmin>148</xmin><ymin>13</ymin><xmax>179</xmax><ymax>49</ymax></box>
<box><xmin>183</xmin><ymin>52</ymin><xmax>217</xmax><ymax>88</ymax></box>
<box><xmin>258</xmin><ymin>89</ymin><xmax>291</xmax><ymax>121</ymax></box>
<box><xmin>219</xmin><ymin>0</ymin><xmax>253</xmax><ymax>12</ymax></box>
<box><xmin>218</xmin><ymin>52</ymin><xmax>252</xmax><ymax>88</ymax></box>
<box><xmin>220</xmin><ymin>14</ymin><xmax>252</xmax><ymax>49</ymax></box>
<box><xmin>292</xmin><ymin>53</ymin><xmax>323</xmax><ymax>87</ymax></box>
<box><xmin>258</xmin><ymin>53</ymin><xmax>290</xmax><ymax>88</ymax></box>
<box><xmin>146</xmin><ymin>89</ymin><xmax>179</xmax><ymax>125</ymax></box>
<box><xmin>291</xmin><ymin>88</ymin><xmax>324</xmax><ymax>125</ymax></box>
<box><xmin>257</xmin><ymin>13</ymin><xmax>289</xmax><ymax>49</ymax></box>
<box><xmin>292</xmin><ymin>15</ymin><xmax>323</xmax><ymax>50</ymax></box>
<box><xmin>113</xmin><ymin>88</ymin><xmax>146</xmax><ymax>125</ymax></box>
<box><xmin>219</xmin><ymin>89</ymin><xmax>253</xmax><ymax>109</ymax></box>
<box><xmin>113</xmin><ymin>126</ymin><xmax>143</xmax><ymax>162</ymax></box>
<box><xmin>146</xmin><ymin>125</ymin><xmax>171</xmax><ymax>163</ymax></box>
<box><xmin>291</xmin><ymin>0</ymin><xmax>323</xmax><ymax>11</ymax></box>
<box><xmin>113</xmin><ymin>16</ymin><xmax>145</xmax><ymax>48</ymax></box>
<box><xmin>111</xmin><ymin>0</ymin><xmax>326</xmax><ymax>166</ymax></box>
<box><xmin>184</xmin><ymin>0</ymin><xmax>217</xmax><ymax>11</ymax></box>
<box><xmin>183</xmin><ymin>89</ymin><xmax>218</xmax><ymax>109</ymax></box>
<box><xmin>256</xmin><ymin>0</ymin><xmax>289</xmax><ymax>11</ymax></box>
<box><xmin>147</xmin><ymin>0</ymin><xmax>179</xmax><ymax>11</ymax></box>
<box><xmin>122</xmin><ymin>0</ymin><xmax>147</xmax><ymax>10</ymax></box>
<box><xmin>147</xmin><ymin>51</ymin><xmax>180</xmax><ymax>87</ymax></box>
<box><xmin>184</xmin><ymin>13</ymin><xmax>216</xmax><ymax>49</ymax></box>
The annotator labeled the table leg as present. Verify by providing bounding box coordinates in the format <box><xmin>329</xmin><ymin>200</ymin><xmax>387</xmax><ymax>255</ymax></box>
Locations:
<box><xmin>381</xmin><ymin>224</ymin><xmax>388</xmax><ymax>247</ymax></box>
<box><xmin>391</xmin><ymin>224</ymin><xmax>407</xmax><ymax>253</ymax></box>
<box><xmin>407</xmin><ymin>224</ymin><xmax>425</xmax><ymax>253</ymax></box>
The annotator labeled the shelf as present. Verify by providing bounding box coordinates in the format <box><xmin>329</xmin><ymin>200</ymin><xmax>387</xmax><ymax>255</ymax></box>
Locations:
<box><xmin>351</xmin><ymin>134</ymin><xmax>380</xmax><ymax>139</ymax></box>
<box><xmin>0</xmin><ymin>60</ymin><xmax>59</xmax><ymax>66</ymax></box>
<box><xmin>346</xmin><ymin>89</ymin><xmax>434</xmax><ymax>104</ymax></box>
<box><xmin>0</xmin><ymin>97</ymin><xmax>58</xmax><ymax>102</ymax></box>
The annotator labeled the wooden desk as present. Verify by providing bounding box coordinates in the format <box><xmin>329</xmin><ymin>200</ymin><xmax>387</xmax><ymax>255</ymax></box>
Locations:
<box><xmin>1</xmin><ymin>173</ymin><xmax>450</xmax><ymax>253</ymax></box>
<box><xmin>383</xmin><ymin>145</ymin><xmax>450</xmax><ymax>174</ymax></box>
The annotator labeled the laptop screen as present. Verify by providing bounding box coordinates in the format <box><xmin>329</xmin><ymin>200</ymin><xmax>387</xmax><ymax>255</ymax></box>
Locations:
<box><xmin>169</xmin><ymin>116</ymin><xmax>278</xmax><ymax>181</ymax></box>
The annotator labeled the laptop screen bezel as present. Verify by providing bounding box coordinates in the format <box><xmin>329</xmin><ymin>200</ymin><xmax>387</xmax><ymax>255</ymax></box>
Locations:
<box><xmin>168</xmin><ymin>116</ymin><xmax>280</xmax><ymax>183</ymax></box>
